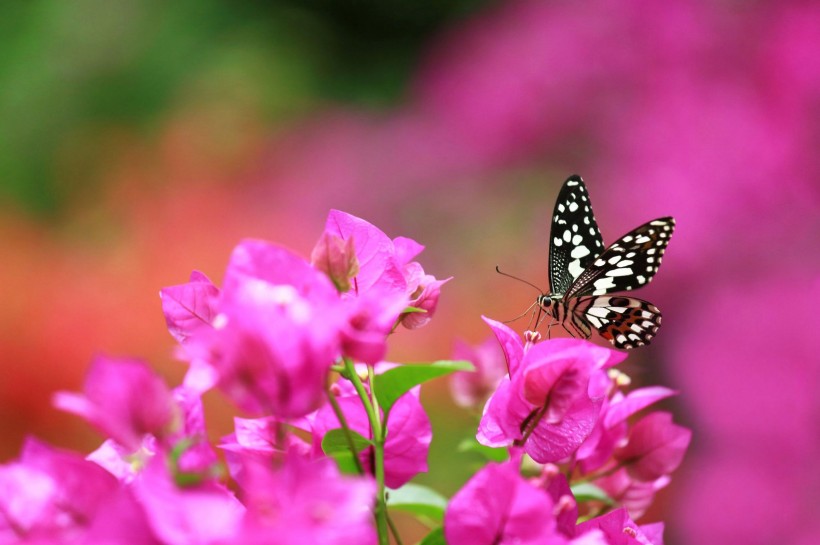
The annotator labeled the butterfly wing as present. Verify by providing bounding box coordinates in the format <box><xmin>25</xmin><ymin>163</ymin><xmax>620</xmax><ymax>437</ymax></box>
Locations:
<box><xmin>548</xmin><ymin>175</ymin><xmax>605</xmax><ymax>295</ymax></box>
<box><xmin>565</xmin><ymin>217</ymin><xmax>675</xmax><ymax>298</ymax></box>
<box><xmin>574</xmin><ymin>295</ymin><xmax>662</xmax><ymax>349</ymax></box>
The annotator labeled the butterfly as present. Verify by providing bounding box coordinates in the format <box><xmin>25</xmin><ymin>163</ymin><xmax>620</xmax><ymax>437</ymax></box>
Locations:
<box><xmin>535</xmin><ymin>174</ymin><xmax>674</xmax><ymax>349</ymax></box>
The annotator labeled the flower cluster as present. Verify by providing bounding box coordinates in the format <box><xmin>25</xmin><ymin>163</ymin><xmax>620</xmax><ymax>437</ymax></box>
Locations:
<box><xmin>0</xmin><ymin>210</ymin><xmax>689</xmax><ymax>545</ymax></box>
<box><xmin>446</xmin><ymin>318</ymin><xmax>691</xmax><ymax>544</ymax></box>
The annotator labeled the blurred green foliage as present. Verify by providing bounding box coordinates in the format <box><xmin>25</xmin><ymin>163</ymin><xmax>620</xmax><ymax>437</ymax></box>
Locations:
<box><xmin>0</xmin><ymin>0</ymin><xmax>488</xmax><ymax>216</ymax></box>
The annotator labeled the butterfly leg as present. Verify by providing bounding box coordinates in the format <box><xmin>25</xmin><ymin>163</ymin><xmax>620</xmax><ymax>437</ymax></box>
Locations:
<box><xmin>545</xmin><ymin>319</ymin><xmax>554</xmax><ymax>339</ymax></box>
<box><xmin>560</xmin><ymin>321</ymin><xmax>577</xmax><ymax>339</ymax></box>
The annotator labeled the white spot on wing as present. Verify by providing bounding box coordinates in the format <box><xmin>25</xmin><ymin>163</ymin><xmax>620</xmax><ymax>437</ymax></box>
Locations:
<box><xmin>593</xmin><ymin>277</ymin><xmax>616</xmax><ymax>291</ymax></box>
<box><xmin>563</xmin><ymin>230</ymin><xmax>572</xmax><ymax>242</ymax></box>
<box><xmin>587</xmin><ymin>315</ymin><xmax>603</xmax><ymax>328</ymax></box>
<box><xmin>568</xmin><ymin>259</ymin><xmax>584</xmax><ymax>279</ymax></box>
<box><xmin>587</xmin><ymin>307</ymin><xmax>610</xmax><ymax>318</ymax></box>
<box><xmin>570</xmin><ymin>246</ymin><xmax>590</xmax><ymax>259</ymax></box>
<box><xmin>606</xmin><ymin>268</ymin><xmax>632</xmax><ymax>277</ymax></box>
<box><xmin>569</xmin><ymin>202</ymin><xmax>579</xmax><ymax>212</ymax></box>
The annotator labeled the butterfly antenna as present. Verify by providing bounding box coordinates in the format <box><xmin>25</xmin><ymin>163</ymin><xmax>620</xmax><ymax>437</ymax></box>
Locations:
<box><xmin>495</xmin><ymin>266</ymin><xmax>545</xmax><ymax>294</ymax></box>
<box><xmin>499</xmin><ymin>301</ymin><xmax>537</xmax><ymax>324</ymax></box>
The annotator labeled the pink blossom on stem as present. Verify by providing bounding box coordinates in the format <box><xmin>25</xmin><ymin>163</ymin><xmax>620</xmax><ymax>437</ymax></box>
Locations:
<box><xmin>130</xmin><ymin>456</ymin><xmax>244</xmax><ymax>545</ymax></box>
<box><xmin>478</xmin><ymin>338</ymin><xmax>623</xmax><ymax>463</ymax></box>
<box><xmin>339</xmin><ymin>288</ymin><xmax>407</xmax><ymax>364</ymax></box>
<box><xmin>321</xmin><ymin>209</ymin><xmax>450</xmax><ymax>329</ymax></box>
<box><xmin>444</xmin><ymin>462</ymin><xmax>560</xmax><ymax>545</ymax></box>
<box><xmin>187</xmin><ymin>240</ymin><xmax>345</xmax><ymax>417</ymax></box>
<box><xmin>400</xmin><ymin>271</ymin><xmax>450</xmax><ymax>329</ymax></box>
<box><xmin>53</xmin><ymin>356</ymin><xmax>178</xmax><ymax>452</ymax></box>
<box><xmin>312</xmin><ymin>387</ymin><xmax>432</xmax><ymax>488</ymax></box>
<box><xmin>229</xmin><ymin>452</ymin><xmax>376</xmax><ymax>545</ymax></box>
<box><xmin>220</xmin><ymin>416</ymin><xmax>313</xmax><ymax>489</ymax></box>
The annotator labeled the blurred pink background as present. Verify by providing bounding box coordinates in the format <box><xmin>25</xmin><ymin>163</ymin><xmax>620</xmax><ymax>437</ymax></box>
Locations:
<box><xmin>1</xmin><ymin>1</ymin><xmax>818</xmax><ymax>544</ymax></box>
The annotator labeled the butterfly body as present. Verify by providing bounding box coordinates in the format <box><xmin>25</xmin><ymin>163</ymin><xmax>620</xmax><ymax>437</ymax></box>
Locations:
<box><xmin>539</xmin><ymin>175</ymin><xmax>674</xmax><ymax>349</ymax></box>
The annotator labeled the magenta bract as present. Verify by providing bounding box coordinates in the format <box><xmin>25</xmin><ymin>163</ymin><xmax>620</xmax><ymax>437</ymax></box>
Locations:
<box><xmin>444</xmin><ymin>462</ymin><xmax>563</xmax><ymax>545</ymax></box>
<box><xmin>478</xmin><ymin>338</ymin><xmax>622</xmax><ymax>463</ymax></box>
<box><xmin>53</xmin><ymin>356</ymin><xmax>178</xmax><ymax>452</ymax></box>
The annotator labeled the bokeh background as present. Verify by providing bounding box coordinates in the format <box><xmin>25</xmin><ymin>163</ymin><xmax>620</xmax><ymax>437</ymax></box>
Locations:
<box><xmin>1</xmin><ymin>1</ymin><xmax>818</xmax><ymax>544</ymax></box>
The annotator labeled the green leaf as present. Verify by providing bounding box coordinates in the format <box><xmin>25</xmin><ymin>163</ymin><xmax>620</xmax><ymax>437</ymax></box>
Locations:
<box><xmin>457</xmin><ymin>438</ymin><xmax>509</xmax><ymax>462</ymax></box>
<box><xmin>321</xmin><ymin>428</ymin><xmax>372</xmax><ymax>456</ymax></box>
<box><xmin>327</xmin><ymin>451</ymin><xmax>361</xmax><ymax>476</ymax></box>
<box><xmin>386</xmin><ymin>483</ymin><xmax>448</xmax><ymax>523</ymax></box>
<box><xmin>570</xmin><ymin>482</ymin><xmax>615</xmax><ymax>505</ymax></box>
<box><xmin>402</xmin><ymin>305</ymin><xmax>427</xmax><ymax>314</ymax></box>
<box><xmin>374</xmin><ymin>360</ymin><xmax>474</xmax><ymax>415</ymax></box>
<box><xmin>418</xmin><ymin>526</ymin><xmax>446</xmax><ymax>545</ymax></box>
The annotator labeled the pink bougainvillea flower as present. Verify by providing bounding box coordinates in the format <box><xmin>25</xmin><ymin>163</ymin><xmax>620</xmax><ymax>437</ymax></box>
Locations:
<box><xmin>400</xmin><ymin>271</ymin><xmax>451</xmax><ymax>330</ymax></box>
<box><xmin>445</xmin><ymin>462</ymin><xmax>599</xmax><ymax>545</ymax></box>
<box><xmin>312</xmin><ymin>387</ymin><xmax>431</xmax><ymax>488</ymax></box>
<box><xmin>478</xmin><ymin>338</ymin><xmax>624</xmax><ymax>463</ymax></box>
<box><xmin>220</xmin><ymin>416</ymin><xmax>314</xmax><ymax>490</ymax></box>
<box><xmin>614</xmin><ymin>411</ymin><xmax>691</xmax><ymax>482</ymax></box>
<box><xmin>53</xmin><ymin>356</ymin><xmax>179</xmax><ymax>452</ymax></box>
<box><xmin>534</xmin><ymin>466</ymin><xmax>578</xmax><ymax>538</ymax></box>
<box><xmin>338</xmin><ymin>287</ymin><xmax>408</xmax><ymax>364</ymax></box>
<box><xmin>160</xmin><ymin>270</ymin><xmax>220</xmax><ymax>344</ymax></box>
<box><xmin>594</xmin><ymin>468</ymin><xmax>670</xmax><ymax>521</ymax></box>
<box><xmin>576</xmin><ymin>508</ymin><xmax>664</xmax><ymax>545</ymax></box>
<box><xmin>229</xmin><ymin>451</ymin><xmax>376</xmax><ymax>545</ymax></box>
<box><xmin>450</xmin><ymin>335</ymin><xmax>508</xmax><ymax>408</ymax></box>
<box><xmin>85</xmin><ymin>386</ymin><xmax>217</xmax><ymax>483</ymax></box>
<box><xmin>129</xmin><ymin>456</ymin><xmax>244</xmax><ymax>545</ymax></box>
<box><xmin>577</xmin><ymin>386</ymin><xmax>677</xmax><ymax>474</ymax></box>
<box><xmin>321</xmin><ymin>209</ymin><xmax>450</xmax><ymax>329</ymax></box>
<box><xmin>444</xmin><ymin>462</ymin><xmax>556</xmax><ymax>545</ymax></box>
<box><xmin>0</xmin><ymin>437</ymin><xmax>119</xmax><ymax>543</ymax></box>
<box><xmin>184</xmin><ymin>240</ymin><xmax>345</xmax><ymax>417</ymax></box>
<box><xmin>321</xmin><ymin>209</ymin><xmax>409</xmax><ymax>297</ymax></box>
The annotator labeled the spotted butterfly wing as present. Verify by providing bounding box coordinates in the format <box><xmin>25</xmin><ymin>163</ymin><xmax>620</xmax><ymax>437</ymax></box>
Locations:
<box><xmin>548</xmin><ymin>175</ymin><xmax>604</xmax><ymax>295</ymax></box>
<box><xmin>567</xmin><ymin>218</ymin><xmax>673</xmax><ymax>349</ymax></box>
<box><xmin>543</xmin><ymin>176</ymin><xmax>674</xmax><ymax>349</ymax></box>
<box><xmin>566</xmin><ymin>217</ymin><xmax>675</xmax><ymax>298</ymax></box>
<box><xmin>573</xmin><ymin>295</ymin><xmax>663</xmax><ymax>349</ymax></box>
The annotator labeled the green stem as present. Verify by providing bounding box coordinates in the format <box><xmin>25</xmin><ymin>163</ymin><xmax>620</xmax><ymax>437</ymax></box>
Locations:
<box><xmin>343</xmin><ymin>358</ymin><xmax>389</xmax><ymax>545</ymax></box>
<box><xmin>325</xmin><ymin>381</ymin><xmax>364</xmax><ymax>475</ymax></box>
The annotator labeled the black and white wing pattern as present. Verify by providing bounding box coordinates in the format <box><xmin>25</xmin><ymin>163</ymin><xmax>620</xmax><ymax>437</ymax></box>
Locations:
<box><xmin>548</xmin><ymin>175</ymin><xmax>604</xmax><ymax>296</ymax></box>
<box><xmin>565</xmin><ymin>217</ymin><xmax>675</xmax><ymax>299</ymax></box>
<box><xmin>573</xmin><ymin>295</ymin><xmax>663</xmax><ymax>349</ymax></box>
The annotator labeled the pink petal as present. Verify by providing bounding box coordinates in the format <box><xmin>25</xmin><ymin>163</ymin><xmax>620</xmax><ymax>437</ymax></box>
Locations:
<box><xmin>603</xmin><ymin>387</ymin><xmax>677</xmax><ymax>429</ymax></box>
<box><xmin>481</xmin><ymin>316</ymin><xmax>521</xmax><ymax>375</ymax></box>
<box><xmin>160</xmin><ymin>271</ymin><xmax>220</xmax><ymax>343</ymax></box>
<box><xmin>615</xmin><ymin>412</ymin><xmax>691</xmax><ymax>482</ymax></box>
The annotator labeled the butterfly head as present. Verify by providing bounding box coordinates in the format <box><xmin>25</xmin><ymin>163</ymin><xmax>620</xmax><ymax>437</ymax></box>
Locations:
<box><xmin>536</xmin><ymin>293</ymin><xmax>561</xmax><ymax>317</ymax></box>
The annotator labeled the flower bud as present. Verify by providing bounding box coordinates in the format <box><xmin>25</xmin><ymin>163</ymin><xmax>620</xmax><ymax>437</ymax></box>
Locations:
<box><xmin>311</xmin><ymin>232</ymin><xmax>359</xmax><ymax>293</ymax></box>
